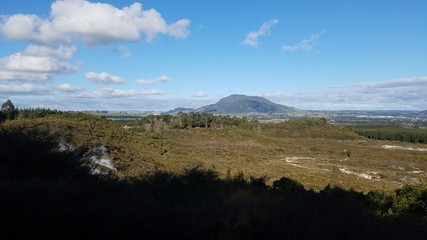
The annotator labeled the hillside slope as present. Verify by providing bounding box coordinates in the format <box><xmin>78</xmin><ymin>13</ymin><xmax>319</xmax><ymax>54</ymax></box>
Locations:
<box><xmin>1</xmin><ymin>113</ymin><xmax>165</xmax><ymax>177</ymax></box>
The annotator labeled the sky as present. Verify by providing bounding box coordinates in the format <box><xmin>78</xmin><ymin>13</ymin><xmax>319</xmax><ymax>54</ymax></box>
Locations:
<box><xmin>0</xmin><ymin>0</ymin><xmax>426</xmax><ymax>111</ymax></box>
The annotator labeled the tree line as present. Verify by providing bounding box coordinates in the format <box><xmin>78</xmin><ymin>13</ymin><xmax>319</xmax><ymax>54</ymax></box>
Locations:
<box><xmin>0</xmin><ymin>99</ymin><xmax>61</xmax><ymax>122</ymax></box>
<box><xmin>354</xmin><ymin>124</ymin><xmax>427</xmax><ymax>144</ymax></box>
<box><xmin>138</xmin><ymin>112</ymin><xmax>252</xmax><ymax>130</ymax></box>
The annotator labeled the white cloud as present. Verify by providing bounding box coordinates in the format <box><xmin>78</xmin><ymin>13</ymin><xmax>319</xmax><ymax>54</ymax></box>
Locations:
<box><xmin>156</xmin><ymin>75</ymin><xmax>171</xmax><ymax>83</ymax></box>
<box><xmin>94</xmin><ymin>87</ymin><xmax>163</xmax><ymax>98</ymax></box>
<box><xmin>86</xmin><ymin>72</ymin><xmax>125</xmax><ymax>85</ymax></box>
<box><xmin>0</xmin><ymin>83</ymin><xmax>46</xmax><ymax>94</ymax></box>
<box><xmin>0</xmin><ymin>45</ymin><xmax>78</xmax><ymax>82</ymax></box>
<box><xmin>55</xmin><ymin>83</ymin><xmax>83</xmax><ymax>92</ymax></box>
<box><xmin>0</xmin><ymin>14</ymin><xmax>69</xmax><ymax>44</ymax></box>
<box><xmin>193</xmin><ymin>91</ymin><xmax>207</xmax><ymax>97</ymax></box>
<box><xmin>167</xmin><ymin>19</ymin><xmax>191</xmax><ymax>39</ymax></box>
<box><xmin>330</xmin><ymin>76</ymin><xmax>427</xmax><ymax>89</ymax></box>
<box><xmin>114</xmin><ymin>45</ymin><xmax>131</xmax><ymax>58</ymax></box>
<box><xmin>257</xmin><ymin>91</ymin><xmax>283</xmax><ymax>97</ymax></box>
<box><xmin>282</xmin><ymin>31</ymin><xmax>324</xmax><ymax>52</ymax></box>
<box><xmin>242</xmin><ymin>19</ymin><xmax>278</xmax><ymax>47</ymax></box>
<box><xmin>135</xmin><ymin>75</ymin><xmax>172</xmax><ymax>85</ymax></box>
<box><xmin>0</xmin><ymin>0</ymin><xmax>190</xmax><ymax>46</ymax></box>
<box><xmin>135</xmin><ymin>79</ymin><xmax>156</xmax><ymax>85</ymax></box>
<box><xmin>24</xmin><ymin>44</ymin><xmax>76</xmax><ymax>59</ymax></box>
<box><xmin>270</xmin><ymin>76</ymin><xmax>427</xmax><ymax>110</ymax></box>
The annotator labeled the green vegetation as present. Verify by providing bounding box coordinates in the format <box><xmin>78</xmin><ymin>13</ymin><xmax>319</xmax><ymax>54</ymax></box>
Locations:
<box><xmin>3</xmin><ymin>102</ymin><xmax>425</xmax><ymax>191</ymax></box>
<box><xmin>0</xmin><ymin>99</ymin><xmax>62</xmax><ymax>122</ymax></box>
<box><xmin>354</xmin><ymin>124</ymin><xmax>427</xmax><ymax>144</ymax></box>
<box><xmin>1</xmin><ymin>99</ymin><xmax>427</xmax><ymax>238</ymax></box>
<box><xmin>18</xmin><ymin>108</ymin><xmax>62</xmax><ymax>119</ymax></box>
<box><xmin>1</xmin><ymin>125</ymin><xmax>426</xmax><ymax>238</ymax></box>
<box><xmin>0</xmin><ymin>99</ymin><xmax>19</xmax><ymax>121</ymax></box>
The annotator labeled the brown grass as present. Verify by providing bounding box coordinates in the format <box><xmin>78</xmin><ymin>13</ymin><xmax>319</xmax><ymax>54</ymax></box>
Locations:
<box><xmin>4</xmin><ymin>114</ymin><xmax>426</xmax><ymax>192</ymax></box>
<box><xmin>150</xmin><ymin>126</ymin><xmax>426</xmax><ymax>192</ymax></box>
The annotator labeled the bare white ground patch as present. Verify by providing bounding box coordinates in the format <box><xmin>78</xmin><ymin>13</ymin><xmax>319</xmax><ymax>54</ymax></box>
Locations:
<box><xmin>58</xmin><ymin>138</ymin><xmax>75</xmax><ymax>152</ymax></box>
<box><xmin>279</xmin><ymin>155</ymin><xmax>331</xmax><ymax>172</ymax></box>
<box><xmin>282</xmin><ymin>156</ymin><xmax>315</xmax><ymax>163</ymax></box>
<box><xmin>339</xmin><ymin>167</ymin><xmax>381</xmax><ymax>180</ymax></box>
<box><xmin>382</xmin><ymin>145</ymin><xmax>427</xmax><ymax>152</ymax></box>
<box><xmin>391</xmin><ymin>165</ymin><xmax>405</xmax><ymax>171</ymax></box>
<box><xmin>88</xmin><ymin>146</ymin><xmax>117</xmax><ymax>174</ymax></box>
<box><xmin>56</xmin><ymin>139</ymin><xmax>117</xmax><ymax>175</ymax></box>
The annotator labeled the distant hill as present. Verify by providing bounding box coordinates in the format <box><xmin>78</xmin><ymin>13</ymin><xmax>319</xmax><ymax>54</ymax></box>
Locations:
<box><xmin>195</xmin><ymin>94</ymin><xmax>302</xmax><ymax>115</ymax></box>
<box><xmin>164</xmin><ymin>107</ymin><xmax>194</xmax><ymax>115</ymax></box>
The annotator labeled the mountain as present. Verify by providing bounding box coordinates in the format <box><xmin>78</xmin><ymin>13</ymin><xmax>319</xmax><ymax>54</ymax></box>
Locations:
<box><xmin>164</xmin><ymin>107</ymin><xmax>194</xmax><ymax>115</ymax></box>
<box><xmin>195</xmin><ymin>94</ymin><xmax>302</xmax><ymax>115</ymax></box>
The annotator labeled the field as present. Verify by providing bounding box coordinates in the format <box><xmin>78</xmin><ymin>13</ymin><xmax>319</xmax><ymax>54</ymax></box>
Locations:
<box><xmin>6</xmin><ymin>113</ymin><xmax>427</xmax><ymax>191</ymax></box>
<box><xmin>2</xmin><ymin>112</ymin><xmax>427</xmax><ymax>238</ymax></box>
<box><xmin>4</xmin><ymin>114</ymin><xmax>427</xmax><ymax>191</ymax></box>
<box><xmin>4</xmin><ymin>113</ymin><xmax>426</xmax><ymax>192</ymax></box>
<box><xmin>137</xmin><ymin>121</ymin><xmax>427</xmax><ymax>192</ymax></box>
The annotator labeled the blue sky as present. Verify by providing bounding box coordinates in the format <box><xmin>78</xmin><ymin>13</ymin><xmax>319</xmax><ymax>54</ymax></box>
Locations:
<box><xmin>0</xmin><ymin>0</ymin><xmax>426</xmax><ymax>111</ymax></box>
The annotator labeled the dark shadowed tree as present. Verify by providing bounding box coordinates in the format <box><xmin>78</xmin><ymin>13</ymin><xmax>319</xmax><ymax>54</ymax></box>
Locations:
<box><xmin>1</xmin><ymin>99</ymin><xmax>18</xmax><ymax>120</ymax></box>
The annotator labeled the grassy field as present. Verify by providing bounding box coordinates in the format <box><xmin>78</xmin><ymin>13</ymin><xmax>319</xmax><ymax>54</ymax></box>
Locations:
<box><xmin>2</xmin><ymin>113</ymin><xmax>427</xmax><ymax>238</ymax></box>
<box><xmin>2</xmin><ymin>113</ymin><xmax>426</xmax><ymax>192</ymax></box>
<box><xmin>148</xmin><ymin>124</ymin><xmax>426</xmax><ymax>192</ymax></box>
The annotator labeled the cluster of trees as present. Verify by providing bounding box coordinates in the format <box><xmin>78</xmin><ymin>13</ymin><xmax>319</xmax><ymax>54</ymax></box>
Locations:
<box><xmin>138</xmin><ymin>112</ymin><xmax>251</xmax><ymax>131</ymax></box>
<box><xmin>0</xmin><ymin>99</ymin><xmax>61</xmax><ymax>122</ymax></box>
<box><xmin>171</xmin><ymin>112</ymin><xmax>250</xmax><ymax>128</ymax></box>
<box><xmin>354</xmin><ymin>125</ymin><xmax>427</xmax><ymax>144</ymax></box>
<box><xmin>18</xmin><ymin>108</ymin><xmax>62</xmax><ymax>119</ymax></box>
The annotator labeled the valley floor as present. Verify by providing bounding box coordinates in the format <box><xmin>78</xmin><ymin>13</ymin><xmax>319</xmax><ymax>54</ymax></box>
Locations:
<box><xmin>146</xmin><ymin>127</ymin><xmax>426</xmax><ymax>192</ymax></box>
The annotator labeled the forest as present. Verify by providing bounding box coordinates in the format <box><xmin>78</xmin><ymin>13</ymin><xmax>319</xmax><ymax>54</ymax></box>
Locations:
<box><xmin>1</xmin><ymin>100</ymin><xmax>427</xmax><ymax>239</ymax></box>
<box><xmin>354</xmin><ymin>124</ymin><xmax>427</xmax><ymax>144</ymax></box>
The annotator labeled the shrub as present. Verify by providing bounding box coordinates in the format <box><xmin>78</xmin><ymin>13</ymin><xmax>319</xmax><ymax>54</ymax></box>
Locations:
<box><xmin>392</xmin><ymin>185</ymin><xmax>427</xmax><ymax>218</ymax></box>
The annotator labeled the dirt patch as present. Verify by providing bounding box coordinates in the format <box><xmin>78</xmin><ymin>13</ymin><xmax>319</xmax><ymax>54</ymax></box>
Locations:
<box><xmin>382</xmin><ymin>145</ymin><xmax>427</xmax><ymax>151</ymax></box>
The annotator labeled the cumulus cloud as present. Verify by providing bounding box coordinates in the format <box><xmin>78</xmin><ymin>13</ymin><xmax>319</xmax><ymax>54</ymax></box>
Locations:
<box><xmin>0</xmin><ymin>0</ymin><xmax>190</xmax><ymax>46</ymax></box>
<box><xmin>282</xmin><ymin>31</ymin><xmax>324</xmax><ymax>52</ymax></box>
<box><xmin>242</xmin><ymin>19</ymin><xmax>278</xmax><ymax>47</ymax></box>
<box><xmin>0</xmin><ymin>44</ymin><xmax>78</xmax><ymax>82</ymax></box>
<box><xmin>193</xmin><ymin>91</ymin><xmax>207</xmax><ymax>97</ymax></box>
<box><xmin>86</xmin><ymin>72</ymin><xmax>125</xmax><ymax>85</ymax></box>
<box><xmin>135</xmin><ymin>75</ymin><xmax>172</xmax><ymax>85</ymax></box>
<box><xmin>0</xmin><ymin>83</ymin><xmax>46</xmax><ymax>94</ymax></box>
<box><xmin>0</xmin><ymin>14</ymin><xmax>69</xmax><ymax>44</ymax></box>
<box><xmin>55</xmin><ymin>83</ymin><xmax>83</xmax><ymax>92</ymax></box>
